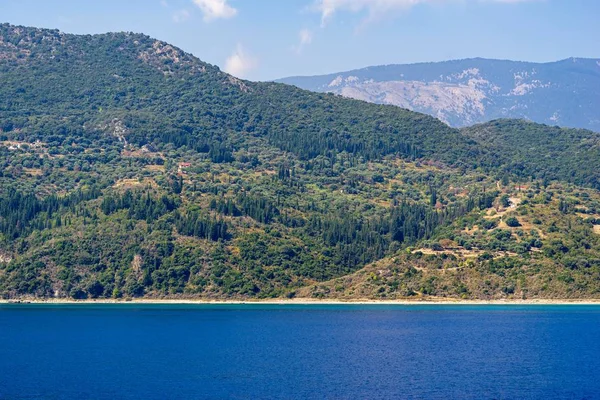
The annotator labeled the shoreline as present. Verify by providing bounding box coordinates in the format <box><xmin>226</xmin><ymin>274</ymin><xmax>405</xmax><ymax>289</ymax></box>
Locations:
<box><xmin>2</xmin><ymin>298</ymin><xmax>600</xmax><ymax>305</ymax></box>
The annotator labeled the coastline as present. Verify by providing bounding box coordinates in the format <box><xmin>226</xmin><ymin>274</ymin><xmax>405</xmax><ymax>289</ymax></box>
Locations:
<box><xmin>2</xmin><ymin>298</ymin><xmax>600</xmax><ymax>305</ymax></box>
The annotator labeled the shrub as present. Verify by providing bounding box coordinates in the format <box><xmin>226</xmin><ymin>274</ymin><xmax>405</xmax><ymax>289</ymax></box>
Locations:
<box><xmin>505</xmin><ymin>217</ymin><xmax>521</xmax><ymax>227</ymax></box>
<box><xmin>481</xmin><ymin>219</ymin><xmax>498</xmax><ymax>230</ymax></box>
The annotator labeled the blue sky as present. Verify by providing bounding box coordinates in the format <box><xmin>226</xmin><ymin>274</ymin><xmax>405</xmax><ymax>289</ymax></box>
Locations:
<box><xmin>1</xmin><ymin>0</ymin><xmax>598</xmax><ymax>81</ymax></box>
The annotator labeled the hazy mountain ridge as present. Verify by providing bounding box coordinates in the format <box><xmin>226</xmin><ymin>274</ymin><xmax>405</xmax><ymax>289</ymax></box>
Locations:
<box><xmin>278</xmin><ymin>58</ymin><xmax>600</xmax><ymax>131</ymax></box>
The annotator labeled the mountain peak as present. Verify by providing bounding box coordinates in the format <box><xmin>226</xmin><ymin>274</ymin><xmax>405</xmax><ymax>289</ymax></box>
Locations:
<box><xmin>0</xmin><ymin>23</ymin><xmax>227</xmax><ymax>78</ymax></box>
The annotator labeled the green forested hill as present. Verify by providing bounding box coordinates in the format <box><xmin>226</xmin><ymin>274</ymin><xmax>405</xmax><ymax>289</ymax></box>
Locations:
<box><xmin>462</xmin><ymin>119</ymin><xmax>600</xmax><ymax>189</ymax></box>
<box><xmin>0</xmin><ymin>23</ymin><xmax>476</xmax><ymax>166</ymax></box>
<box><xmin>1</xmin><ymin>24</ymin><xmax>599</xmax><ymax>301</ymax></box>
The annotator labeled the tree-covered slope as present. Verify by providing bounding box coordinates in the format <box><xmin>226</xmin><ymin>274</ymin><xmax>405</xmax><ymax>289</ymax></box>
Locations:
<box><xmin>0</xmin><ymin>23</ymin><xmax>476</xmax><ymax>167</ymax></box>
<box><xmin>462</xmin><ymin>119</ymin><xmax>600</xmax><ymax>189</ymax></box>
<box><xmin>1</xmin><ymin>24</ymin><xmax>600</xmax><ymax>301</ymax></box>
<box><xmin>299</xmin><ymin>180</ymin><xmax>600</xmax><ymax>301</ymax></box>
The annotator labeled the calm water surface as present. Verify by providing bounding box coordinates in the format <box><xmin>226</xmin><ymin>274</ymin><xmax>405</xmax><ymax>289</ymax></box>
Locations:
<box><xmin>1</xmin><ymin>304</ymin><xmax>599</xmax><ymax>399</ymax></box>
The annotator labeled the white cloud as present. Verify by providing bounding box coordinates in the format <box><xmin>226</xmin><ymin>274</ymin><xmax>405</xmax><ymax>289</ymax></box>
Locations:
<box><xmin>314</xmin><ymin>0</ymin><xmax>540</xmax><ymax>26</ymax></box>
<box><xmin>192</xmin><ymin>0</ymin><xmax>237</xmax><ymax>21</ymax></box>
<box><xmin>293</xmin><ymin>29</ymin><xmax>314</xmax><ymax>54</ymax></box>
<box><xmin>224</xmin><ymin>45</ymin><xmax>258</xmax><ymax>78</ymax></box>
<box><xmin>316</xmin><ymin>0</ymin><xmax>419</xmax><ymax>26</ymax></box>
<box><xmin>299</xmin><ymin>29</ymin><xmax>313</xmax><ymax>46</ymax></box>
<box><xmin>172</xmin><ymin>9</ymin><xmax>191</xmax><ymax>23</ymax></box>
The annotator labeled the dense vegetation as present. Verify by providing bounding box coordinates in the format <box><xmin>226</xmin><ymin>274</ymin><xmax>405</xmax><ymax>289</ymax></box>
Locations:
<box><xmin>1</xmin><ymin>24</ymin><xmax>599</xmax><ymax>300</ymax></box>
<box><xmin>463</xmin><ymin>119</ymin><xmax>600</xmax><ymax>189</ymax></box>
<box><xmin>301</xmin><ymin>181</ymin><xmax>600</xmax><ymax>300</ymax></box>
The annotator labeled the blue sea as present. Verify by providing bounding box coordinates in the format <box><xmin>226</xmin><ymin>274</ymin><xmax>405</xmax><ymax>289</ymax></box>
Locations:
<box><xmin>1</xmin><ymin>304</ymin><xmax>599</xmax><ymax>399</ymax></box>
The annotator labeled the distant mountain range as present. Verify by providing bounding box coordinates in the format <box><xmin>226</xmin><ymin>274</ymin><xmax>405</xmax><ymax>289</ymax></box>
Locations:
<box><xmin>277</xmin><ymin>58</ymin><xmax>600</xmax><ymax>131</ymax></box>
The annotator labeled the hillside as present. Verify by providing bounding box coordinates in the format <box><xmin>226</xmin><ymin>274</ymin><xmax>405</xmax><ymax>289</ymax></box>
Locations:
<box><xmin>1</xmin><ymin>24</ymin><xmax>600</xmax><ymax>301</ymax></box>
<box><xmin>462</xmin><ymin>119</ymin><xmax>600</xmax><ymax>189</ymax></box>
<box><xmin>277</xmin><ymin>58</ymin><xmax>600</xmax><ymax>132</ymax></box>
<box><xmin>299</xmin><ymin>180</ymin><xmax>600</xmax><ymax>300</ymax></box>
<box><xmin>0</xmin><ymin>24</ymin><xmax>475</xmax><ymax>166</ymax></box>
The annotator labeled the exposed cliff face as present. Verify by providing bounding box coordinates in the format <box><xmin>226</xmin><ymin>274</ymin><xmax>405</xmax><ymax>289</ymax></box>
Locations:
<box><xmin>278</xmin><ymin>58</ymin><xmax>600</xmax><ymax>131</ymax></box>
<box><xmin>336</xmin><ymin>78</ymin><xmax>488</xmax><ymax>126</ymax></box>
